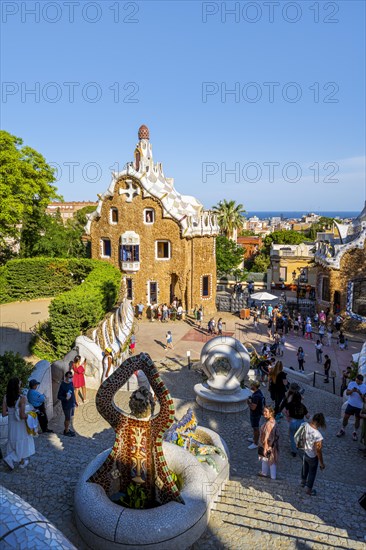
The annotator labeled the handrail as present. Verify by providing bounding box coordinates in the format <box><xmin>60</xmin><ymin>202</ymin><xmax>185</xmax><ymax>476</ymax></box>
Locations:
<box><xmin>313</xmin><ymin>370</ymin><xmax>336</xmax><ymax>394</ymax></box>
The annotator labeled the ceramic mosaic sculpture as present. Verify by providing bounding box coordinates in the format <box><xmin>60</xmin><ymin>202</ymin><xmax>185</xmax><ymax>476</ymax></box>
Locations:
<box><xmin>164</xmin><ymin>408</ymin><xmax>226</xmax><ymax>471</ymax></box>
<box><xmin>88</xmin><ymin>352</ymin><xmax>183</xmax><ymax>505</ymax></box>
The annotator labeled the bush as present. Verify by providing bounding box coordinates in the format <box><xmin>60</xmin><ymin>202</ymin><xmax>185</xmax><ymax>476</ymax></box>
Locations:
<box><xmin>0</xmin><ymin>351</ymin><xmax>34</xmax><ymax>401</ymax></box>
<box><xmin>0</xmin><ymin>258</ymin><xmax>93</xmax><ymax>304</ymax></box>
<box><xmin>35</xmin><ymin>261</ymin><xmax>121</xmax><ymax>359</ymax></box>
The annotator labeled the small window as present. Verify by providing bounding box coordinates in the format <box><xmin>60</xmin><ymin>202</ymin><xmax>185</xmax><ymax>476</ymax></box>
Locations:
<box><xmin>156</xmin><ymin>240</ymin><xmax>171</xmax><ymax>259</ymax></box>
<box><xmin>110</xmin><ymin>208</ymin><xmax>118</xmax><ymax>224</ymax></box>
<box><xmin>101</xmin><ymin>239</ymin><xmax>111</xmax><ymax>258</ymax></box>
<box><xmin>126</xmin><ymin>278</ymin><xmax>133</xmax><ymax>300</ymax></box>
<box><xmin>202</xmin><ymin>275</ymin><xmax>210</xmax><ymax>297</ymax></box>
<box><xmin>144</xmin><ymin>208</ymin><xmax>155</xmax><ymax>224</ymax></box>
<box><xmin>121</xmin><ymin>245</ymin><xmax>139</xmax><ymax>262</ymax></box>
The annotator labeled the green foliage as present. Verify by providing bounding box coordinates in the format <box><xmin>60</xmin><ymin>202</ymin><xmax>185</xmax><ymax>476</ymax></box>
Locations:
<box><xmin>216</xmin><ymin>236</ymin><xmax>244</xmax><ymax>276</ymax></box>
<box><xmin>263</xmin><ymin>230</ymin><xmax>309</xmax><ymax>254</ymax></box>
<box><xmin>305</xmin><ymin>217</ymin><xmax>337</xmax><ymax>240</ymax></box>
<box><xmin>47</xmin><ymin>261</ymin><xmax>121</xmax><ymax>357</ymax></box>
<box><xmin>212</xmin><ymin>200</ymin><xmax>245</xmax><ymax>238</ymax></box>
<box><xmin>119</xmin><ymin>482</ymin><xmax>148</xmax><ymax>509</ymax></box>
<box><xmin>0</xmin><ymin>258</ymin><xmax>92</xmax><ymax>304</ymax></box>
<box><xmin>249</xmin><ymin>253</ymin><xmax>270</xmax><ymax>273</ymax></box>
<box><xmin>0</xmin><ymin>130</ymin><xmax>60</xmax><ymax>249</ymax></box>
<box><xmin>239</xmin><ymin>229</ymin><xmax>256</xmax><ymax>236</ymax></box>
<box><xmin>0</xmin><ymin>352</ymin><xmax>34</xmax><ymax>401</ymax></box>
<box><xmin>20</xmin><ymin>204</ymin><xmax>92</xmax><ymax>259</ymax></box>
<box><xmin>169</xmin><ymin>470</ymin><xmax>183</xmax><ymax>491</ymax></box>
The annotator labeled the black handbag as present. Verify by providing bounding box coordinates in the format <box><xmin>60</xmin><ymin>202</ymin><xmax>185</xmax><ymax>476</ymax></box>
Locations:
<box><xmin>359</xmin><ymin>493</ymin><xmax>366</xmax><ymax>511</ymax></box>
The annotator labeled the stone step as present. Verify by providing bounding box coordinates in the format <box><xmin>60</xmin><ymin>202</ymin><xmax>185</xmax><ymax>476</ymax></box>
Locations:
<box><xmin>194</xmin><ymin>479</ymin><xmax>365</xmax><ymax>549</ymax></box>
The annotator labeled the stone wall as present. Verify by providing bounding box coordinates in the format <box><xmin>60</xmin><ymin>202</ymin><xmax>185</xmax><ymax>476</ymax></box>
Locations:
<box><xmin>89</xmin><ymin>176</ymin><xmax>217</xmax><ymax>315</ymax></box>
<box><xmin>316</xmin><ymin>240</ymin><xmax>366</xmax><ymax>315</ymax></box>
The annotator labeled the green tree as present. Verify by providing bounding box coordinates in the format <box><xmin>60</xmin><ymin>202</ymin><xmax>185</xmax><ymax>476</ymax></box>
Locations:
<box><xmin>305</xmin><ymin>217</ymin><xmax>337</xmax><ymax>240</ymax></box>
<box><xmin>263</xmin><ymin>230</ymin><xmax>309</xmax><ymax>255</ymax></box>
<box><xmin>216</xmin><ymin>236</ymin><xmax>244</xmax><ymax>276</ymax></box>
<box><xmin>250</xmin><ymin>253</ymin><xmax>270</xmax><ymax>273</ymax></box>
<box><xmin>239</xmin><ymin>229</ymin><xmax>256</xmax><ymax>236</ymax></box>
<box><xmin>212</xmin><ymin>199</ymin><xmax>245</xmax><ymax>238</ymax></box>
<box><xmin>0</xmin><ymin>131</ymin><xmax>60</xmax><ymax>249</ymax></box>
<box><xmin>20</xmin><ymin>204</ymin><xmax>94</xmax><ymax>259</ymax></box>
<box><xmin>0</xmin><ymin>351</ymin><xmax>34</xmax><ymax>401</ymax></box>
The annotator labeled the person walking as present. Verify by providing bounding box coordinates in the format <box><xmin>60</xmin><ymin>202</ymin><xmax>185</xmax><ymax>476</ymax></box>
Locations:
<box><xmin>323</xmin><ymin>354</ymin><xmax>331</xmax><ymax>383</ymax></box>
<box><xmin>72</xmin><ymin>355</ymin><xmax>87</xmax><ymax>405</ymax></box>
<box><xmin>257</xmin><ymin>406</ymin><xmax>280</xmax><ymax>480</ymax></box>
<box><xmin>2</xmin><ymin>378</ymin><xmax>36</xmax><ymax>470</ymax></box>
<box><xmin>318</xmin><ymin>323</ymin><xmax>325</xmax><ymax>344</ymax></box>
<box><xmin>287</xmin><ymin>391</ymin><xmax>309</xmax><ymax>457</ymax></box>
<box><xmin>268</xmin><ymin>361</ymin><xmax>288</xmax><ymax>415</ymax></box>
<box><xmin>165</xmin><ymin>331</ymin><xmax>174</xmax><ymax>351</ymax></box>
<box><xmin>137</xmin><ymin>302</ymin><xmax>144</xmax><ymax>320</ymax></box>
<box><xmin>247</xmin><ymin>381</ymin><xmax>266</xmax><ymax>450</ymax></box>
<box><xmin>337</xmin><ymin>374</ymin><xmax>366</xmax><ymax>440</ymax></box>
<box><xmin>297</xmin><ymin>347</ymin><xmax>305</xmax><ymax>372</ymax></box>
<box><xmin>57</xmin><ymin>371</ymin><xmax>77</xmax><ymax>437</ymax></box>
<box><xmin>326</xmin><ymin>325</ymin><xmax>333</xmax><ymax>346</ymax></box>
<box><xmin>315</xmin><ymin>340</ymin><xmax>323</xmax><ymax>364</ymax></box>
<box><xmin>217</xmin><ymin>318</ymin><xmax>223</xmax><ymax>336</ymax></box>
<box><xmin>305</xmin><ymin>320</ymin><xmax>312</xmax><ymax>340</ymax></box>
<box><xmin>27</xmin><ymin>380</ymin><xmax>53</xmax><ymax>433</ymax></box>
<box><xmin>300</xmin><ymin>413</ymin><xmax>326</xmax><ymax>496</ymax></box>
<box><xmin>102</xmin><ymin>348</ymin><xmax>113</xmax><ymax>384</ymax></box>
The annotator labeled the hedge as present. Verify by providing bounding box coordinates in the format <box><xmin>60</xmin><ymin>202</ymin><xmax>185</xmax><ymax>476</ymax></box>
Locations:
<box><xmin>0</xmin><ymin>257</ymin><xmax>121</xmax><ymax>360</ymax></box>
<box><xmin>0</xmin><ymin>258</ymin><xmax>93</xmax><ymax>304</ymax></box>
<box><xmin>48</xmin><ymin>261</ymin><xmax>121</xmax><ymax>357</ymax></box>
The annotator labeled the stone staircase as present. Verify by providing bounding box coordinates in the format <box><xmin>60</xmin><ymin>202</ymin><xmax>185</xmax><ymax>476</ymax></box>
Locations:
<box><xmin>193</xmin><ymin>478</ymin><xmax>365</xmax><ymax>549</ymax></box>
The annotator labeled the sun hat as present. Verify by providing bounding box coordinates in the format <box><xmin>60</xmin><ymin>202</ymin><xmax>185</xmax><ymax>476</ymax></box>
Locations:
<box><xmin>105</xmin><ymin>347</ymin><xmax>112</xmax><ymax>353</ymax></box>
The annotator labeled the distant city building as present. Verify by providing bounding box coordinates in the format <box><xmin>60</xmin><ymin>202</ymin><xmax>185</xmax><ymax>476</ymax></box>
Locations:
<box><xmin>268</xmin><ymin>242</ymin><xmax>316</xmax><ymax>293</ymax></box>
<box><xmin>315</xmin><ymin>202</ymin><xmax>366</xmax><ymax>322</ymax></box>
<box><xmin>46</xmin><ymin>201</ymin><xmax>98</xmax><ymax>222</ymax></box>
<box><xmin>236</xmin><ymin>236</ymin><xmax>262</xmax><ymax>260</ymax></box>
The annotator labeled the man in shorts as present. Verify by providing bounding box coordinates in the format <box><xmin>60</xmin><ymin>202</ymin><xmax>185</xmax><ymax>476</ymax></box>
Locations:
<box><xmin>247</xmin><ymin>381</ymin><xmax>265</xmax><ymax>449</ymax></box>
<box><xmin>337</xmin><ymin>374</ymin><xmax>366</xmax><ymax>441</ymax></box>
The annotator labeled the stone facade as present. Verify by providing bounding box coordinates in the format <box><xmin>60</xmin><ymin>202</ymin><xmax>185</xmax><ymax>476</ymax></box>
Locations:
<box><xmin>316</xmin><ymin>239</ymin><xmax>366</xmax><ymax>316</ymax></box>
<box><xmin>86</xmin><ymin>126</ymin><xmax>219</xmax><ymax>315</ymax></box>
<box><xmin>315</xmin><ymin>203</ymin><xmax>366</xmax><ymax>320</ymax></box>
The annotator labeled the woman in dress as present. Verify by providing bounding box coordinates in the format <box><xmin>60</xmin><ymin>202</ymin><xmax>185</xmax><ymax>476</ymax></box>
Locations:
<box><xmin>2</xmin><ymin>377</ymin><xmax>35</xmax><ymax>470</ymax></box>
<box><xmin>258</xmin><ymin>406</ymin><xmax>279</xmax><ymax>480</ymax></box>
<box><xmin>72</xmin><ymin>355</ymin><xmax>87</xmax><ymax>405</ymax></box>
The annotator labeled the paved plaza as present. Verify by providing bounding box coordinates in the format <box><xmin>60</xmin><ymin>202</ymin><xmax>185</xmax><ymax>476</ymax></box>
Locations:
<box><xmin>1</xmin><ymin>301</ymin><xmax>366</xmax><ymax>549</ymax></box>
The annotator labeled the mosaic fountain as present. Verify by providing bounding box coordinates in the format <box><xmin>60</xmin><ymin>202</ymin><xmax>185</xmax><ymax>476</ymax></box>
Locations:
<box><xmin>74</xmin><ymin>352</ymin><xmax>229</xmax><ymax>549</ymax></box>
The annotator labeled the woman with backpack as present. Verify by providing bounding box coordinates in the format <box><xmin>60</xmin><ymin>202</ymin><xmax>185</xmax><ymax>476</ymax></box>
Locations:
<box><xmin>286</xmin><ymin>391</ymin><xmax>309</xmax><ymax>457</ymax></box>
<box><xmin>257</xmin><ymin>406</ymin><xmax>279</xmax><ymax>480</ymax></box>
<box><xmin>299</xmin><ymin>413</ymin><xmax>326</xmax><ymax>496</ymax></box>
<box><xmin>297</xmin><ymin>347</ymin><xmax>305</xmax><ymax>372</ymax></box>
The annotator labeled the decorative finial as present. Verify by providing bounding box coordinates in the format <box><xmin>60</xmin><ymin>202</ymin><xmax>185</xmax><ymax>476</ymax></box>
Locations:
<box><xmin>138</xmin><ymin>125</ymin><xmax>149</xmax><ymax>140</ymax></box>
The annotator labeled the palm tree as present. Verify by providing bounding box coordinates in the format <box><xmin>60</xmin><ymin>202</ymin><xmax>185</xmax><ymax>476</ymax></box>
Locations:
<box><xmin>212</xmin><ymin>199</ymin><xmax>246</xmax><ymax>239</ymax></box>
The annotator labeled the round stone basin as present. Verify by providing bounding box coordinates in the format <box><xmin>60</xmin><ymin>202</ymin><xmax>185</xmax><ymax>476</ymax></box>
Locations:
<box><xmin>75</xmin><ymin>431</ymin><xmax>229</xmax><ymax>550</ymax></box>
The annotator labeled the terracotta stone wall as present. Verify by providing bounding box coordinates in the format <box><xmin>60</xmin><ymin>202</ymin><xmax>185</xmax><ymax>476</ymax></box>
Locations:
<box><xmin>89</xmin><ymin>176</ymin><xmax>217</xmax><ymax>315</ymax></box>
<box><xmin>316</xmin><ymin>240</ymin><xmax>366</xmax><ymax>315</ymax></box>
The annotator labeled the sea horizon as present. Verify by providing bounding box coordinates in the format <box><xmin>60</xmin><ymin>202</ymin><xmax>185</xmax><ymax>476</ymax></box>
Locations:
<box><xmin>243</xmin><ymin>211</ymin><xmax>359</xmax><ymax>220</ymax></box>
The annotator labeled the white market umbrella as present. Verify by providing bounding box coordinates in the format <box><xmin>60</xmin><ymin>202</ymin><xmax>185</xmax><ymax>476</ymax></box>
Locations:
<box><xmin>250</xmin><ymin>291</ymin><xmax>278</xmax><ymax>301</ymax></box>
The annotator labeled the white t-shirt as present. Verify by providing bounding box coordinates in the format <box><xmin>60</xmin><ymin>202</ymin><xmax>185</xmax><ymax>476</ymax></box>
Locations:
<box><xmin>347</xmin><ymin>381</ymin><xmax>366</xmax><ymax>409</ymax></box>
<box><xmin>304</xmin><ymin>423</ymin><xmax>323</xmax><ymax>458</ymax></box>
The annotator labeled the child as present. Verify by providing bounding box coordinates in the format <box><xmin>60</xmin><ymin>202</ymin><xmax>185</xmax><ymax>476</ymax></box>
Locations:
<box><xmin>165</xmin><ymin>331</ymin><xmax>174</xmax><ymax>351</ymax></box>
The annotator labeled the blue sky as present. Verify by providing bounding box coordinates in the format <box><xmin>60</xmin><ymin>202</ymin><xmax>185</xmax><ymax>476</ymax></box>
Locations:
<box><xmin>1</xmin><ymin>0</ymin><xmax>365</xmax><ymax>211</ymax></box>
